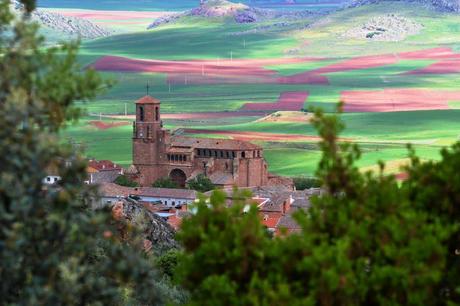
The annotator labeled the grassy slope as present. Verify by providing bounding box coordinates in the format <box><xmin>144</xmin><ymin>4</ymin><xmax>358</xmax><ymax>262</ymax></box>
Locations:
<box><xmin>63</xmin><ymin>2</ymin><xmax>460</xmax><ymax>176</ymax></box>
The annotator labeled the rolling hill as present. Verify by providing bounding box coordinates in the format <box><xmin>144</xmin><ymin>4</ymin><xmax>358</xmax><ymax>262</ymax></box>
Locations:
<box><xmin>58</xmin><ymin>0</ymin><xmax>460</xmax><ymax>176</ymax></box>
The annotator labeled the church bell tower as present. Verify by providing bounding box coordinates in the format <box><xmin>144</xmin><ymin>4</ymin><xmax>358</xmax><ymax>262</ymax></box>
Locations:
<box><xmin>132</xmin><ymin>95</ymin><xmax>169</xmax><ymax>185</ymax></box>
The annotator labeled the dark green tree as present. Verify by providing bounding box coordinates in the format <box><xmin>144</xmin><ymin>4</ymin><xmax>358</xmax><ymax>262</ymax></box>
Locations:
<box><xmin>153</xmin><ymin>177</ymin><xmax>180</xmax><ymax>189</ymax></box>
<box><xmin>187</xmin><ymin>174</ymin><xmax>215</xmax><ymax>193</ymax></box>
<box><xmin>177</xmin><ymin>105</ymin><xmax>455</xmax><ymax>305</ymax></box>
<box><xmin>0</xmin><ymin>1</ymin><xmax>180</xmax><ymax>304</ymax></box>
<box><xmin>115</xmin><ymin>174</ymin><xmax>140</xmax><ymax>187</ymax></box>
<box><xmin>293</xmin><ymin>176</ymin><xmax>322</xmax><ymax>190</ymax></box>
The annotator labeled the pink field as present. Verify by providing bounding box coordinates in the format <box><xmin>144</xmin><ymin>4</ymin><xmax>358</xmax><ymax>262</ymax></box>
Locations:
<box><xmin>404</xmin><ymin>60</ymin><xmax>460</xmax><ymax>75</ymax></box>
<box><xmin>398</xmin><ymin>48</ymin><xmax>460</xmax><ymax>60</ymax></box>
<box><xmin>90</xmin><ymin>47</ymin><xmax>460</xmax><ymax>89</ymax></box>
<box><xmin>241</xmin><ymin>91</ymin><xmax>309</xmax><ymax>111</ymax></box>
<box><xmin>183</xmin><ymin>129</ymin><xmax>323</xmax><ymax>142</ymax></box>
<box><xmin>163</xmin><ymin>111</ymin><xmax>269</xmax><ymax>120</ymax></box>
<box><xmin>92</xmin><ymin>56</ymin><xmax>277</xmax><ymax>78</ymax></box>
<box><xmin>92</xmin><ymin>56</ymin><xmax>326</xmax><ymax>85</ymax></box>
<box><xmin>108</xmin><ymin>111</ymin><xmax>268</xmax><ymax>121</ymax></box>
<box><xmin>313</xmin><ymin>54</ymin><xmax>399</xmax><ymax>74</ymax></box>
<box><xmin>277</xmin><ymin>72</ymin><xmax>329</xmax><ymax>85</ymax></box>
<box><xmin>341</xmin><ymin>89</ymin><xmax>460</xmax><ymax>112</ymax></box>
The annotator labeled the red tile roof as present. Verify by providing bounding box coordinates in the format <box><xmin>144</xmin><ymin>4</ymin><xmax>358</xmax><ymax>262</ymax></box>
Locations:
<box><xmin>261</xmin><ymin>215</ymin><xmax>282</xmax><ymax>229</ymax></box>
<box><xmin>99</xmin><ymin>183</ymin><xmax>132</xmax><ymax>198</ymax></box>
<box><xmin>137</xmin><ymin>187</ymin><xmax>197</xmax><ymax>199</ymax></box>
<box><xmin>88</xmin><ymin>159</ymin><xmax>122</xmax><ymax>172</ymax></box>
<box><xmin>172</xmin><ymin>136</ymin><xmax>261</xmax><ymax>151</ymax></box>
<box><xmin>136</xmin><ymin>95</ymin><xmax>160</xmax><ymax>104</ymax></box>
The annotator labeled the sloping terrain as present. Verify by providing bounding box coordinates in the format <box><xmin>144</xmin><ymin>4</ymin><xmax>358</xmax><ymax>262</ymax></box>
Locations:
<box><xmin>12</xmin><ymin>0</ymin><xmax>111</xmax><ymax>41</ymax></box>
<box><xmin>61</xmin><ymin>0</ymin><xmax>460</xmax><ymax>176</ymax></box>
<box><xmin>348</xmin><ymin>0</ymin><xmax>460</xmax><ymax>12</ymax></box>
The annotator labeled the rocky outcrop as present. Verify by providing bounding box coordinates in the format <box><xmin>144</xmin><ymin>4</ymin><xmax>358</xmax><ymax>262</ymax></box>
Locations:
<box><xmin>11</xmin><ymin>0</ymin><xmax>111</xmax><ymax>39</ymax></box>
<box><xmin>343</xmin><ymin>14</ymin><xmax>423</xmax><ymax>41</ymax></box>
<box><xmin>347</xmin><ymin>0</ymin><xmax>460</xmax><ymax>13</ymax></box>
<box><xmin>147</xmin><ymin>0</ymin><xmax>320</xmax><ymax>29</ymax></box>
<box><xmin>112</xmin><ymin>198</ymin><xmax>180</xmax><ymax>256</ymax></box>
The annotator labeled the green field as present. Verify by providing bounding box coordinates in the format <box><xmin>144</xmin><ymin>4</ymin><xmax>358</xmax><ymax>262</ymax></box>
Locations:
<box><xmin>61</xmin><ymin>1</ymin><xmax>460</xmax><ymax>177</ymax></box>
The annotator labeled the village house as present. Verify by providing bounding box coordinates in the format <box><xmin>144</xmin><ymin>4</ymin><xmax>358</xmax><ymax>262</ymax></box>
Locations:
<box><xmin>86</xmin><ymin>159</ymin><xmax>123</xmax><ymax>184</ymax></box>
<box><xmin>98</xmin><ymin>182</ymin><xmax>197</xmax><ymax>208</ymax></box>
<box><xmin>207</xmin><ymin>186</ymin><xmax>321</xmax><ymax>236</ymax></box>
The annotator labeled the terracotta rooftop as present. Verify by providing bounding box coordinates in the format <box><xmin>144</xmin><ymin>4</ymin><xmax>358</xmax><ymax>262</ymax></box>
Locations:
<box><xmin>88</xmin><ymin>159</ymin><xmax>122</xmax><ymax>172</ymax></box>
<box><xmin>137</xmin><ymin>187</ymin><xmax>197</xmax><ymax>199</ymax></box>
<box><xmin>208</xmin><ymin>172</ymin><xmax>235</xmax><ymax>186</ymax></box>
<box><xmin>136</xmin><ymin>95</ymin><xmax>160</xmax><ymax>104</ymax></box>
<box><xmin>171</xmin><ymin>136</ymin><xmax>261</xmax><ymax>151</ymax></box>
<box><xmin>99</xmin><ymin>183</ymin><xmax>132</xmax><ymax>198</ymax></box>
<box><xmin>99</xmin><ymin>183</ymin><xmax>197</xmax><ymax>200</ymax></box>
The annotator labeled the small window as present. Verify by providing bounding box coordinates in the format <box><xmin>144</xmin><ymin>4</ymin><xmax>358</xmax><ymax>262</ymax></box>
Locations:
<box><xmin>46</xmin><ymin>177</ymin><xmax>51</xmax><ymax>182</ymax></box>
<box><xmin>242</xmin><ymin>152</ymin><xmax>246</xmax><ymax>158</ymax></box>
<box><xmin>232</xmin><ymin>151</ymin><xmax>236</xmax><ymax>158</ymax></box>
<box><xmin>184</xmin><ymin>156</ymin><xmax>187</xmax><ymax>162</ymax></box>
<box><xmin>172</xmin><ymin>201</ymin><xmax>175</xmax><ymax>206</ymax></box>
<box><xmin>220</xmin><ymin>151</ymin><xmax>224</xmax><ymax>158</ymax></box>
<box><xmin>139</xmin><ymin>106</ymin><xmax>145</xmax><ymax>122</ymax></box>
<box><xmin>155</xmin><ymin>106</ymin><xmax>159</xmax><ymax>121</ymax></box>
<box><xmin>54</xmin><ymin>177</ymin><xmax>58</xmax><ymax>182</ymax></box>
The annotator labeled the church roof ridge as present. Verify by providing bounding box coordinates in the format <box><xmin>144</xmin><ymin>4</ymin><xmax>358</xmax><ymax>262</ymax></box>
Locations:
<box><xmin>136</xmin><ymin>95</ymin><xmax>160</xmax><ymax>104</ymax></box>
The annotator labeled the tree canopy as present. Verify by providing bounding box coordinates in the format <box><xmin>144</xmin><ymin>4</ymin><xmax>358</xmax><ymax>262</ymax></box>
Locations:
<box><xmin>177</xmin><ymin>106</ymin><xmax>460</xmax><ymax>305</ymax></box>
<box><xmin>0</xmin><ymin>1</ymin><xmax>180</xmax><ymax>304</ymax></box>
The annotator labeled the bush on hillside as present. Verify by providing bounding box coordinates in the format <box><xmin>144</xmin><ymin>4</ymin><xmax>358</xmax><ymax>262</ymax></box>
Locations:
<box><xmin>293</xmin><ymin>176</ymin><xmax>322</xmax><ymax>190</ymax></box>
<box><xmin>187</xmin><ymin>174</ymin><xmax>215</xmax><ymax>193</ymax></box>
<box><xmin>115</xmin><ymin>174</ymin><xmax>139</xmax><ymax>187</ymax></box>
<box><xmin>153</xmin><ymin>177</ymin><xmax>180</xmax><ymax>189</ymax></box>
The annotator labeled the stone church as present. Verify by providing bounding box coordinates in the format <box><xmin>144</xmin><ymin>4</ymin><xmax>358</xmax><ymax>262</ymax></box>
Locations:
<box><xmin>128</xmin><ymin>95</ymin><xmax>271</xmax><ymax>188</ymax></box>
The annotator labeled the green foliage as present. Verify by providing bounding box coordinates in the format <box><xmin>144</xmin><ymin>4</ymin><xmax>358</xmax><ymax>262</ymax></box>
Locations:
<box><xmin>153</xmin><ymin>177</ymin><xmax>180</xmax><ymax>189</ymax></box>
<box><xmin>115</xmin><ymin>174</ymin><xmax>139</xmax><ymax>187</ymax></box>
<box><xmin>156</xmin><ymin>249</ymin><xmax>181</xmax><ymax>280</ymax></box>
<box><xmin>0</xmin><ymin>2</ymin><xmax>180</xmax><ymax>304</ymax></box>
<box><xmin>177</xmin><ymin>104</ymin><xmax>459</xmax><ymax>305</ymax></box>
<box><xmin>177</xmin><ymin>190</ymin><xmax>273</xmax><ymax>305</ymax></box>
<box><xmin>293</xmin><ymin>176</ymin><xmax>322</xmax><ymax>190</ymax></box>
<box><xmin>187</xmin><ymin>174</ymin><xmax>215</xmax><ymax>193</ymax></box>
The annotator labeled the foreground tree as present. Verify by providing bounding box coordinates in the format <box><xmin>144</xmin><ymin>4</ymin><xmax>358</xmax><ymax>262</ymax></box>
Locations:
<box><xmin>0</xmin><ymin>1</ymin><xmax>180</xmax><ymax>304</ymax></box>
<box><xmin>177</xmin><ymin>105</ymin><xmax>457</xmax><ymax>305</ymax></box>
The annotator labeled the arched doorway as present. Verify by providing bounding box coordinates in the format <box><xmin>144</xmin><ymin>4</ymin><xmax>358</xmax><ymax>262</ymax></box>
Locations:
<box><xmin>170</xmin><ymin>169</ymin><xmax>187</xmax><ymax>188</ymax></box>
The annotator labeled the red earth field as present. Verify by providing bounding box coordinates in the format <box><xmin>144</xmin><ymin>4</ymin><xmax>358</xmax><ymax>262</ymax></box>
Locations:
<box><xmin>90</xmin><ymin>47</ymin><xmax>460</xmax><ymax>113</ymax></box>
<box><xmin>241</xmin><ymin>91</ymin><xmax>309</xmax><ymax>111</ymax></box>
<box><xmin>91</xmin><ymin>56</ymin><xmax>327</xmax><ymax>85</ymax></box>
<box><xmin>341</xmin><ymin>89</ymin><xmax>460</xmax><ymax>112</ymax></box>
<box><xmin>183</xmin><ymin>129</ymin><xmax>325</xmax><ymax>142</ymax></box>
<box><xmin>90</xmin><ymin>120</ymin><xmax>130</xmax><ymax>130</ymax></box>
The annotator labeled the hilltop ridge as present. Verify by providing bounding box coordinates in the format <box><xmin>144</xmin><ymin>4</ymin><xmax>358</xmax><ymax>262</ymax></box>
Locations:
<box><xmin>12</xmin><ymin>0</ymin><xmax>111</xmax><ymax>40</ymax></box>
<box><xmin>347</xmin><ymin>0</ymin><xmax>460</xmax><ymax>12</ymax></box>
<box><xmin>148</xmin><ymin>0</ymin><xmax>320</xmax><ymax>29</ymax></box>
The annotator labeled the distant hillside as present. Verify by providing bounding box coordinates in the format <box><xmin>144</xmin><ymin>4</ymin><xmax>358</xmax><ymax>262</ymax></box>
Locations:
<box><xmin>37</xmin><ymin>0</ymin><xmax>346</xmax><ymax>12</ymax></box>
<box><xmin>148</xmin><ymin>0</ymin><xmax>320</xmax><ymax>29</ymax></box>
<box><xmin>12</xmin><ymin>0</ymin><xmax>111</xmax><ymax>41</ymax></box>
<box><xmin>347</xmin><ymin>0</ymin><xmax>460</xmax><ymax>12</ymax></box>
